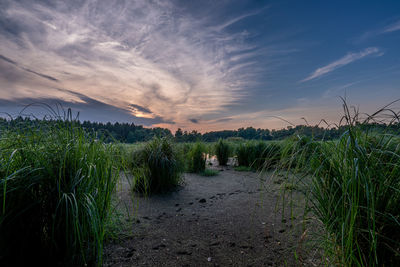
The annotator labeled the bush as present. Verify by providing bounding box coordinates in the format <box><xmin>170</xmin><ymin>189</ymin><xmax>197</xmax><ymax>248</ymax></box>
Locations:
<box><xmin>0</xmin><ymin>120</ymin><xmax>119</xmax><ymax>266</ymax></box>
<box><xmin>188</xmin><ymin>142</ymin><xmax>206</xmax><ymax>173</ymax></box>
<box><xmin>214</xmin><ymin>139</ymin><xmax>231</xmax><ymax>166</ymax></box>
<box><xmin>132</xmin><ymin>138</ymin><xmax>182</xmax><ymax>194</ymax></box>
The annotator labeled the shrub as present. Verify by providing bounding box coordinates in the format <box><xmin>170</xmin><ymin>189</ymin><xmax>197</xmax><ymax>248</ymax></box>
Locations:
<box><xmin>214</xmin><ymin>139</ymin><xmax>231</xmax><ymax>166</ymax></box>
<box><xmin>188</xmin><ymin>142</ymin><xmax>206</xmax><ymax>173</ymax></box>
<box><xmin>132</xmin><ymin>138</ymin><xmax>182</xmax><ymax>194</ymax></box>
<box><xmin>0</xmin><ymin>120</ymin><xmax>119</xmax><ymax>266</ymax></box>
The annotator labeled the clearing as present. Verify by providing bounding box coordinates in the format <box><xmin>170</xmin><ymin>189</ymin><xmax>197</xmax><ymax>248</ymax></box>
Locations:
<box><xmin>104</xmin><ymin>164</ymin><xmax>313</xmax><ymax>266</ymax></box>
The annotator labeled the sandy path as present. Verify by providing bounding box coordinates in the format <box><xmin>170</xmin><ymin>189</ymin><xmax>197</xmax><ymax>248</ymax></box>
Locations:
<box><xmin>104</xmin><ymin>167</ymin><xmax>308</xmax><ymax>266</ymax></box>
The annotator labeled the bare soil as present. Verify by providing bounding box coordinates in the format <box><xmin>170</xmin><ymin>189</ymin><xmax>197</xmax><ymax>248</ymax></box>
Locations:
<box><xmin>104</xmin><ymin>164</ymin><xmax>315</xmax><ymax>266</ymax></box>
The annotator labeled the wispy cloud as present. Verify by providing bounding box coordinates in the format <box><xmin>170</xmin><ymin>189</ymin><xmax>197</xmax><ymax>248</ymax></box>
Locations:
<box><xmin>0</xmin><ymin>0</ymin><xmax>269</xmax><ymax>126</ymax></box>
<box><xmin>301</xmin><ymin>47</ymin><xmax>382</xmax><ymax>82</ymax></box>
<box><xmin>0</xmin><ymin>54</ymin><xmax>59</xmax><ymax>82</ymax></box>
<box><xmin>383</xmin><ymin>20</ymin><xmax>400</xmax><ymax>33</ymax></box>
<box><xmin>356</xmin><ymin>19</ymin><xmax>400</xmax><ymax>42</ymax></box>
<box><xmin>211</xmin><ymin>9</ymin><xmax>265</xmax><ymax>32</ymax></box>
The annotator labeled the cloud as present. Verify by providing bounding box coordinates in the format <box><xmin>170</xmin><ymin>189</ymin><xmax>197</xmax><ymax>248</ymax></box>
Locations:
<box><xmin>189</xmin><ymin>118</ymin><xmax>199</xmax><ymax>123</ymax></box>
<box><xmin>0</xmin><ymin>91</ymin><xmax>174</xmax><ymax>125</ymax></box>
<box><xmin>0</xmin><ymin>54</ymin><xmax>17</xmax><ymax>64</ymax></box>
<box><xmin>211</xmin><ymin>9</ymin><xmax>265</xmax><ymax>32</ymax></box>
<box><xmin>0</xmin><ymin>54</ymin><xmax>59</xmax><ymax>82</ymax></box>
<box><xmin>355</xmin><ymin>19</ymin><xmax>400</xmax><ymax>42</ymax></box>
<box><xmin>383</xmin><ymin>20</ymin><xmax>400</xmax><ymax>33</ymax></box>
<box><xmin>214</xmin><ymin>117</ymin><xmax>233</xmax><ymax>123</ymax></box>
<box><xmin>21</xmin><ymin>67</ymin><xmax>59</xmax><ymax>82</ymax></box>
<box><xmin>301</xmin><ymin>47</ymin><xmax>382</xmax><ymax>82</ymax></box>
<box><xmin>0</xmin><ymin>0</ymin><xmax>269</xmax><ymax>127</ymax></box>
<box><xmin>129</xmin><ymin>104</ymin><xmax>152</xmax><ymax>114</ymax></box>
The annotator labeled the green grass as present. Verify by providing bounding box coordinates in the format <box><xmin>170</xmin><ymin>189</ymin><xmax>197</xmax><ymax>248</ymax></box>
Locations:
<box><xmin>188</xmin><ymin>142</ymin><xmax>206</xmax><ymax>173</ymax></box>
<box><xmin>116</xmin><ymin>142</ymin><xmax>146</xmax><ymax>170</ymax></box>
<box><xmin>131</xmin><ymin>137</ymin><xmax>183</xmax><ymax>194</ymax></box>
<box><xmin>236</xmin><ymin>142</ymin><xmax>252</xmax><ymax>167</ymax></box>
<box><xmin>236</xmin><ymin>141</ymin><xmax>282</xmax><ymax>171</ymax></box>
<box><xmin>271</xmin><ymin>101</ymin><xmax>400</xmax><ymax>266</ymax></box>
<box><xmin>200</xmin><ymin>169</ymin><xmax>219</xmax><ymax>176</ymax></box>
<box><xmin>0</xmin><ymin>116</ymin><xmax>119</xmax><ymax>266</ymax></box>
<box><xmin>260</xmin><ymin>142</ymin><xmax>282</xmax><ymax>171</ymax></box>
<box><xmin>215</xmin><ymin>139</ymin><xmax>231</xmax><ymax>166</ymax></box>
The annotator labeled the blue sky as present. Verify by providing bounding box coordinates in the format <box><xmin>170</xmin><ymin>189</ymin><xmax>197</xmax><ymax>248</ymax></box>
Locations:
<box><xmin>0</xmin><ymin>0</ymin><xmax>399</xmax><ymax>131</ymax></box>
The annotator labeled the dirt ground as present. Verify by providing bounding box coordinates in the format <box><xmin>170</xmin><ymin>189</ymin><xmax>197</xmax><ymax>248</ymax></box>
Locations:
<box><xmin>104</xmin><ymin>162</ymin><xmax>317</xmax><ymax>266</ymax></box>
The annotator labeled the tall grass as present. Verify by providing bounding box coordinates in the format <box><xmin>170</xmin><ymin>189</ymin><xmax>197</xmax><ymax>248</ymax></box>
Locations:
<box><xmin>0</xmin><ymin>116</ymin><xmax>119</xmax><ymax>266</ymax></box>
<box><xmin>237</xmin><ymin>141</ymin><xmax>282</xmax><ymax>171</ymax></box>
<box><xmin>188</xmin><ymin>142</ymin><xmax>206</xmax><ymax>173</ymax></box>
<box><xmin>215</xmin><ymin>139</ymin><xmax>231</xmax><ymax>166</ymax></box>
<box><xmin>236</xmin><ymin>142</ymin><xmax>252</xmax><ymax>167</ymax></box>
<box><xmin>131</xmin><ymin>137</ymin><xmax>183</xmax><ymax>194</ymax></box>
<box><xmin>271</xmin><ymin>101</ymin><xmax>400</xmax><ymax>266</ymax></box>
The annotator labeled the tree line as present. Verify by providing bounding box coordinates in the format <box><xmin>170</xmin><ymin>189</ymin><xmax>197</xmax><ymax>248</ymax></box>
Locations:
<box><xmin>1</xmin><ymin>116</ymin><xmax>398</xmax><ymax>143</ymax></box>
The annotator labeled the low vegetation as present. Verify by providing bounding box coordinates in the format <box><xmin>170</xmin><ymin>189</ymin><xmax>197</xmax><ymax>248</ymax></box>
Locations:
<box><xmin>215</xmin><ymin>139</ymin><xmax>231</xmax><ymax>166</ymax></box>
<box><xmin>0</xmin><ymin>114</ymin><xmax>119</xmax><ymax>266</ymax></box>
<box><xmin>272</xmin><ymin>102</ymin><xmax>400</xmax><ymax>266</ymax></box>
<box><xmin>1</xmin><ymin>101</ymin><xmax>399</xmax><ymax>266</ymax></box>
<box><xmin>131</xmin><ymin>137</ymin><xmax>183</xmax><ymax>194</ymax></box>
<box><xmin>187</xmin><ymin>142</ymin><xmax>207</xmax><ymax>173</ymax></box>
<box><xmin>236</xmin><ymin>141</ymin><xmax>282</xmax><ymax>171</ymax></box>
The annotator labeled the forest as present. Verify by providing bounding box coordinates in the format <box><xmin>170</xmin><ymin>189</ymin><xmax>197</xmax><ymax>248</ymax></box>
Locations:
<box><xmin>1</xmin><ymin>116</ymin><xmax>399</xmax><ymax>143</ymax></box>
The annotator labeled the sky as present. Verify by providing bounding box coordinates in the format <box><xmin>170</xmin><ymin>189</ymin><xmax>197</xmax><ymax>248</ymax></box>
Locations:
<box><xmin>0</xmin><ymin>0</ymin><xmax>400</xmax><ymax>132</ymax></box>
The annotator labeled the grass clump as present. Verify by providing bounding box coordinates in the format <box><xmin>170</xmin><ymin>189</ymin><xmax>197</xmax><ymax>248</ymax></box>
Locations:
<box><xmin>261</xmin><ymin>142</ymin><xmax>282</xmax><ymax>170</ymax></box>
<box><xmin>237</xmin><ymin>141</ymin><xmax>281</xmax><ymax>171</ymax></box>
<box><xmin>188</xmin><ymin>142</ymin><xmax>206</xmax><ymax>173</ymax></box>
<box><xmin>236</xmin><ymin>142</ymin><xmax>252</xmax><ymax>167</ymax></box>
<box><xmin>309</xmin><ymin>128</ymin><xmax>400</xmax><ymax>265</ymax></box>
<box><xmin>272</xmin><ymin>100</ymin><xmax>400</xmax><ymax>266</ymax></box>
<box><xmin>131</xmin><ymin>137</ymin><xmax>183</xmax><ymax>194</ymax></box>
<box><xmin>215</xmin><ymin>139</ymin><xmax>231</xmax><ymax>166</ymax></box>
<box><xmin>0</xmin><ymin>117</ymin><xmax>119</xmax><ymax>266</ymax></box>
